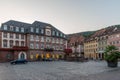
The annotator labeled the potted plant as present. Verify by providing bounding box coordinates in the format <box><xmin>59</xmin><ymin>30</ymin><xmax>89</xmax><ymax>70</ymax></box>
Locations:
<box><xmin>104</xmin><ymin>45</ymin><xmax>120</xmax><ymax>67</ymax></box>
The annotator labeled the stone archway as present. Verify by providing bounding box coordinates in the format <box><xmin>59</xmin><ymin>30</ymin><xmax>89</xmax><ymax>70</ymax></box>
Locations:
<box><xmin>18</xmin><ymin>52</ymin><xmax>27</xmax><ymax>59</ymax></box>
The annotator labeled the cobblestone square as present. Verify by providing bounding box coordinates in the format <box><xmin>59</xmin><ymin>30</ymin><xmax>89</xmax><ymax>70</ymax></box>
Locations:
<box><xmin>0</xmin><ymin>61</ymin><xmax>120</xmax><ymax>80</ymax></box>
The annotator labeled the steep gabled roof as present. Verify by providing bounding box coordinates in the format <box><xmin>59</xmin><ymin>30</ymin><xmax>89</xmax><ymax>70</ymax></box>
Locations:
<box><xmin>32</xmin><ymin>21</ymin><xmax>64</xmax><ymax>34</ymax></box>
<box><xmin>32</xmin><ymin>21</ymin><xmax>51</xmax><ymax>28</ymax></box>
<box><xmin>2</xmin><ymin>20</ymin><xmax>31</xmax><ymax>28</ymax></box>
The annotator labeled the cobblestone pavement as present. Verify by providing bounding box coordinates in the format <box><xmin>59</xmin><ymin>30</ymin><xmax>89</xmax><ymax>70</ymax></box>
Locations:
<box><xmin>0</xmin><ymin>61</ymin><xmax>120</xmax><ymax>80</ymax></box>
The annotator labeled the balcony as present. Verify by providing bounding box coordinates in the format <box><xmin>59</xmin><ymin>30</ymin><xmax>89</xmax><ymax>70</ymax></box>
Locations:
<box><xmin>44</xmin><ymin>48</ymin><xmax>54</xmax><ymax>52</ymax></box>
<box><xmin>12</xmin><ymin>46</ymin><xmax>28</xmax><ymax>51</ymax></box>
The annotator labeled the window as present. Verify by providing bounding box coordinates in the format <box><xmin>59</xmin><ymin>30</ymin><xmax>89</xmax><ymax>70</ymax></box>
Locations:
<box><xmin>31</xmin><ymin>27</ymin><xmax>34</xmax><ymax>32</ymax></box>
<box><xmin>10</xmin><ymin>33</ymin><xmax>13</xmax><ymax>38</ymax></box>
<box><xmin>60</xmin><ymin>39</ymin><xmax>63</xmax><ymax>44</ymax></box>
<box><xmin>56</xmin><ymin>32</ymin><xmax>59</xmax><ymax>36</ymax></box>
<box><xmin>36</xmin><ymin>36</ymin><xmax>39</xmax><ymax>40</ymax></box>
<box><xmin>41</xmin><ymin>37</ymin><xmax>44</xmax><ymax>42</ymax></box>
<box><xmin>60</xmin><ymin>46</ymin><xmax>63</xmax><ymax>50</ymax></box>
<box><xmin>21</xmin><ymin>41</ymin><xmax>24</xmax><ymax>46</ymax></box>
<box><xmin>10</xmin><ymin>26</ymin><xmax>14</xmax><ymax>31</ymax></box>
<box><xmin>3</xmin><ymin>40</ymin><xmax>7</xmax><ymax>47</ymax></box>
<box><xmin>41</xmin><ymin>29</ymin><xmax>44</xmax><ymax>34</ymax></box>
<box><xmin>52</xmin><ymin>31</ymin><xmax>55</xmax><ymax>36</ymax></box>
<box><xmin>10</xmin><ymin>40</ymin><xmax>13</xmax><ymax>48</ymax></box>
<box><xmin>52</xmin><ymin>38</ymin><xmax>55</xmax><ymax>43</ymax></box>
<box><xmin>21</xmin><ymin>28</ymin><xmax>24</xmax><ymax>32</ymax></box>
<box><xmin>56</xmin><ymin>38</ymin><xmax>59</xmax><ymax>43</ymax></box>
<box><xmin>3</xmin><ymin>25</ymin><xmax>7</xmax><ymax>30</ymax></box>
<box><xmin>41</xmin><ymin>43</ymin><xmax>44</xmax><ymax>49</ymax></box>
<box><xmin>52</xmin><ymin>46</ymin><xmax>55</xmax><ymax>50</ymax></box>
<box><xmin>3</xmin><ymin>32</ymin><xmax>7</xmax><ymax>38</ymax></box>
<box><xmin>15</xmin><ymin>41</ymin><xmax>19</xmax><ymax>46</ymax></box>
<box><xmin>46</xmin><ymin>44</ymin><xmax>50</xmax><ymax>48</ymax></box>
<box><xmin>30</xmin><ymin>43</ymin><xmax>34</xmax><ymax>49</ymax></box>
<box><xmin>60</xmin><ymin>33</ymin><xmax>63</xmax><ymax>37</ymax></box>
<box><xmin>36</xmin><ymin>43</ymin><xmax>39</xmax><ymax>49</ymax></box>
<box><xmin>56</xmin><ymin>46</ymin><xmax>59</xmax><ymax>50</ymax></box>
<box><xmin>36</xmin><ymin>28</ymin><xmax>39</xmax><ymax>33</ymax></box>
<box><xmin>16</xmin><ymin>34</ymin><xmax>19</xmax><ymax>39</ymax></box>
<box><xmin>16</xmin><ymin>27</ymin><xmax>19</xmax><ymax>32</ymax></box>
<box><xmin>21</xmin><ymin>35</ymin><xmax>24</xmax><ymax>39</ymax></box>
<box><xmin>46</xmin><ymin>37</ymin><xmax>51</xmax><ymax>43</ymax></box>
<box><xmin>30</xmin><ymin>35</ymin><xmax>34</xmax><ymax>41</ymax></box>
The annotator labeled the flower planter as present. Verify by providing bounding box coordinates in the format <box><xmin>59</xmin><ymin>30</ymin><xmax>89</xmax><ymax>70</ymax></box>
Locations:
<box><xmin>107</xmin><ymin>61</ymin><xmax>118</xmax><ymax>68</ymax></box>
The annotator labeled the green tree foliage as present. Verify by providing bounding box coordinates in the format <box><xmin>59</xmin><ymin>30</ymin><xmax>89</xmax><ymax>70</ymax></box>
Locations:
<box><xmin>104</xmin><ymin>45</ymin><xmax>120</xmax><ymax>62</ymax></box>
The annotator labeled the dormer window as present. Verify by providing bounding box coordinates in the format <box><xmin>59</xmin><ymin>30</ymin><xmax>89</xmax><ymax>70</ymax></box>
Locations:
<box><xmin>10</xmin><ymin>26</ymin><xmax>14</xmax><ymax>31</ymax></box>
<box><xmin>60</xmin><ymin>33</ymin><xmax>62</xmax><ymax>37</ymax></box>
<box><xmin>3</xmin><ymin>25</ymin><xmax>7</xmax><ymax>30</ymax></box>
<box><xmin>31</xmin><ymin>27</ymin><xmax>34</xmax><ymax>32</ymax></box>
<box><xmin>52</xmin><ymin>31</ymin><xmax>55</xmax><ymax>36</ymax></box>
<box><xmin>36</xmin><ymin>28</ymin><xmax>39</xmax><ymax>33</ymax></box>
<box><xmin>16</xmin><ymin>27</ymin><xmax>19</xmax><ymax>32</ymax></box>
<box><xmin>21</xmin><ymin>28</ymin><xmax>24</xmax><ymax>32</ymax></box>
<box><xmin>41</xmin><ymin>29</ymin><xmax>44</xmax><ymax>34</ymax></box>
<box><xmin>56</xmin><ymin>32</ymin><xmax>59</xmax><ymax>36</ymax></box>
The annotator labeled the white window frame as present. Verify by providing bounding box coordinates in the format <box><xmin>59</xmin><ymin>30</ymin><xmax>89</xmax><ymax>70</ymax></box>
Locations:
<box><xmin>41</xmin><ymin>43</ymin><xmax>44</xmax><ymax>49</ymax></box>
<box><xmin>31</xmin><ymin>27</ymin><xmax>34</xmax><ymax>32</ymax></box>
<box><xmin>52</xmin><ymin>31</ymin><xmax>55</xmax><ymax>36</ymax></box>
<box><xmin>36</xmin><ymin>28</ymin><xmax>39</xmax><ymax>33</ymax></box>
<box><xmin>30</xmin><ymin>35</ymin><xmax>34</xmax><ymax>41</ymax></box>
<box><xmin>16</xmin><ymin>27</ymin><xmax>19</xmax><ymax>32</ymax></box>
<box><xmin>36</xmin><ymin>36</ymin><xmax>39</xmax><ymax>41</ymax></box>
<box><xmin>41</xmin><ymin>29</ymin><xmax>44</xmax><ymax>34</ymax></box>
<box><xmin>21</xmin><ymin>28</ymin><xmax>24</xmax><ymax>32</ymax></box>
<box><xmin>30</xmin><ymin>43</ymin><xmax>34</xmax><ymax>49</ymax></box>
<box><xmin>10</xmin><ymin>26</ymin><xmax>14</xmax><ymax>31</ymax></box>
<box><xmin>41</xmin><ymin>37</ymin><xmax>44</xmax><ymax>42</ymax></box>
<box><xmin>3</xmin><ymin>32</ymin><xmax>7</xmax><ymax>38</ymax></box>
<box><xmin>3</xmin><ymin>25</ymin><xmax>7</xmax><ymax>30</ymax></box>
<box><xmin>36</xmin><ymin>43</ymin><xmax>39</xmax><ymax>49</ymax></box>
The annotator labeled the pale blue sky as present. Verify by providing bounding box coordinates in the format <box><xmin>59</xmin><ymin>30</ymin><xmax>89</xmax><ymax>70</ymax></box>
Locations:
<box><xmin>0</xmin><ymin>0</ymin><xmax>120</xmax><ymax>34</ymax></box>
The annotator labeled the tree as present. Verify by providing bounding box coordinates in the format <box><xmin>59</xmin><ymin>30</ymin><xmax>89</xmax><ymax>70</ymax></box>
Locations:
<box><xmin>104</xmin><ymin>45</ymin><xmax>120</xmax><ymax>62</ymax></box>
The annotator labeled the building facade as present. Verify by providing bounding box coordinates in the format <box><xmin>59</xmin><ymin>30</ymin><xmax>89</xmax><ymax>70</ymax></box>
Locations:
<box><xmin>97</xmin><ymin>35</ymin><xmax>108</xmax><ymax>59</ymax></box>
<box><xmin>107</xmin><ymin>27</ymin><xmax>120</xmax><ymax>51</ymax></box>
<box><xmin>84</xmin><ymin>29</ymin><xmax>106</xmax><ymax>59</ymax></box>
<box><xmin>0</xmin><ymin>20</ymin><xmax>67</xmax><ymax>62</ymax></box>
<box><xmin>67</xmin><ymin>35</ymin><xmax>84</xmax><ymax>57</ymax></box>
<box><xmin>84</xmin><ymin>38</ymin><xmax>98</xmax><ymax>59</ymax></box>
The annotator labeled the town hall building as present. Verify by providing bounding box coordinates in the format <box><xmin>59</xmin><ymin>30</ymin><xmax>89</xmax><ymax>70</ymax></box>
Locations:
<box><xmin>0</xmin><ymin>20</ymin><xmax>67</xmax><ymax>62</ymax></box>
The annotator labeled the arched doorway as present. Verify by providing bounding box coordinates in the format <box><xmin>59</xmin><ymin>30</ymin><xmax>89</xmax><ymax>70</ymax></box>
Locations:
<box><xmin>18</xmin><ymin>52</ymin><xmax>27</xmax><ymax>59</ymax></box>
<box><xmin>20</xmin><ymin>53</ymin><xmax>25</xmax><ymax>59</ymax></box>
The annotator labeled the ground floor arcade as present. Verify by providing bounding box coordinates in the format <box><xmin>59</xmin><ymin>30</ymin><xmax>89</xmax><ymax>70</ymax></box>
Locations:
<box><xmin>0</xmin><ymin>48</ymin><xmax>65</xmax><ymax>62</ymax></box>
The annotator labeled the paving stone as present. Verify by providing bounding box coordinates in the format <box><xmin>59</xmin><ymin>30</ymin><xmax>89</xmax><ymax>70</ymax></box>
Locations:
<box><xmin>0</xmin><ymin>61</ymin><xmax>120</xmax><ymax>80</ymax></box>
